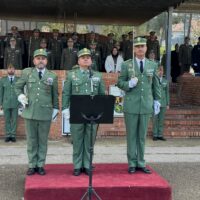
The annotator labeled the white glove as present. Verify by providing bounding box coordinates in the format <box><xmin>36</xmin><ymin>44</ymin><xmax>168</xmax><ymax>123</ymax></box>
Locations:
<box><xmin>128</xmin><ymin>77</ymin><xmax>138</xmax><ymax>88</ymax></box>
<box><xmin>154</xmin><ymin>100</ymin><xmax>161</xmax><ymax>115</ymax></box>
<box><xmin>18</xmin><ymin>94</ymin><xmax>28</xmax><ymax>108</ymax></box>
<box><xmin>52</xmin><ymin>109</ymin><xmax>59</xmax><ymax>122</ymax></box>
<box><xmin>62</xmin><ymin>108</ymin><xmax>70</xmax><ymax>120</ymax></box>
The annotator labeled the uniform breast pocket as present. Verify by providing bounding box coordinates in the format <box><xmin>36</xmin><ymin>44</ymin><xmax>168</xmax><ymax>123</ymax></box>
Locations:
<box><xmin>27</xmin><ymin>79</ymin><xmax>36</xmax><ymax>89</ymax></box>
<box><xmin>72</xmin><ymin>80</ymin><xmax>82</xmax><ymax>93</ymax></box>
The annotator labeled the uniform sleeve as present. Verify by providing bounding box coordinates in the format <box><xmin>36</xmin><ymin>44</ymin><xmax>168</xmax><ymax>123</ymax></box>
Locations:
<box><xmin>117</xmin><ymin>62</ymin><xmax>130</xmax><ymax>92</ymax></box>
<box><xmin>14</xmin><ymin>69</ymin><xmax>28</xmax><ymax>96</ymax></box>
<box><xmin>0</xmin><ymin>79</ymin><xmax>4</xmax><ymax>106</ymax></box>
<box><xmin>98</xmin><ymin>74</ymin><xmax>106</xmax><ymax>95</ymax></box>
<box><xmin>62</xmin><ymin>72</ymin><xmax>72</xmax><ymax>110</ymax></box>
<box><xmin>52</xmin><ymin>75</ymin><xmax>59</xmax><ymax>109</ymax></box>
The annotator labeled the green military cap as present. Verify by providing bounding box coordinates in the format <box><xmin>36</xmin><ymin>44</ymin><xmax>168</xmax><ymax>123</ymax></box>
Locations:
<box><xmin>89</xmin><ymin>41</ymin><xmax>97</xmax><ymax>45</ymax></box>
<box><xmin>33</xmin><ymin>28</ymin><xmax>40</xmax><ymax>33</ymax></box>
<box><xmin>149</xmin><ymin>31</ymin><xmax>156</xmax><ymax>35</ymax></box>
<box><xmin>134</xmin><ymin>37</ymin><xmax>147</xmax><ymax>46</ymax></box>
<box><xmin>78</xmin><ymin>48</ymin><xmax>91</xmax><ymax>58</ymax></box>
<box><xmin>10</xmin><ymin>37</ymin><xmax>16</xmax><ymax>41</ymax></box>
<box><xmin>52</xmin><ymin>29</ymin><xmax>59</xmax><ymax>33</ymax></box>
<box><xmin>11</xmin><ymin>26</ymin><xmax>18</xmax><ymax>31</ymax></box>
<box><xmin>108</xmin><ymin>33</ymin><xmax>114</xmax><ymax>37</ymax></box>
<box><xmin>33</xmin><ymin>49</ymin><xmax>47</xmax><ymax>57</ymax></box>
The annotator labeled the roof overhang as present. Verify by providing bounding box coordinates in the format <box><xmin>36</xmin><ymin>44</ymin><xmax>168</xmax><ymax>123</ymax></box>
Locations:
<box><xmin>0</xmin><ymin>0</ymin><xmax>186</xmax><ymax>25</ymax></box>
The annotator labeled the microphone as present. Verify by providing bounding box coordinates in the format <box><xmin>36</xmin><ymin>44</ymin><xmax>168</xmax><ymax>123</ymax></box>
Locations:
<box><xmin>89</xmin><ymin>65</ymin><xmax>93</xmax><ymax>78</ymax></box>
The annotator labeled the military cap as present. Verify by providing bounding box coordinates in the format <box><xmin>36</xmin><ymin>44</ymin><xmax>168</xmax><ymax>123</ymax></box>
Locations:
<box><xmin>134</xmin><ymin>37</ymin><xmax>147</xmax><ymax>46</ymax></box>
<box><xmin>108</xmin><ymin>33</ymin><xmax>114</xmax><ymax>37</ymax></box>
<box><xmin>89</xmin><ymin>41</ymin><xmax>97</xmax><ymax>45</ymax></box>
<box><xmin>33</xmin><ymin>49</ymin><xmax>47</xmax><ymax>57</ymax></box>
<box><xmin>33</xmin><ymin>28</ymin><xmax>40</xmax><ymax>33</ymax></box>
<box><xmin>72</xmin><ymin>32</ymin><xmax>78</xmax><ymax>36</ymax></box>
<box><xmin>52</xmin><ymin>29</ymin><xmax>59</xmax><ymax>33</ymax></box>
<box><xmin>128</xmin><ymin>31</ymin><xmax>133</xmax><ymax>35</ymax></box>
<box><xmin>11</xmin><ymin>26</ymin><xmax>18</xmax><ymax>31</ymax></box>
<box><xmin>10</xmin><ymin>37</ymin><xmax>16</xmax><ymax>41</ymax></box>
<box><xmin>149</xmin><ymin>31</ymin><xmax>156</xmax><ymax>35</ymax></box>
<box><xmin>78</xmin><ymin>48</ymin><xmax>91</xmax><ymax>58</ymax></box>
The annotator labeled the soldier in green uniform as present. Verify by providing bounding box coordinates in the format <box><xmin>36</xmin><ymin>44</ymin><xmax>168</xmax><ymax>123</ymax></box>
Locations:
<box><xmin>117</xmin><ymin>37</ymin><xmax>161</xmax><ymax>174</ymax></box>
<box><xmin>4</xmin><ymin>37</ymin><xmax>22</xmax><ymax>69</ymax></box>
<box><xmin>62</xmin><ymin>48</ymin><xmax>105</xmax><ymax>176</ymax></box>
<box><xmin>15</xmin><ymin>49</ymin><xmax>59</xmax><ymax>176</ymax></box>
<box><xmin>48</xmin><ymin>29</ymin><xmax>63</xmax><ymax>70</ymax></box>
<box><xmin>4</xmin><ymin>26</ymin><xmax>25</xmax><ymax>55</ymax></box>
<box><xmin>40</xmin><ymin>38</ymin><xmax>53</xmax><ymax>70</ymax></box>
<box><xmin>153</xmin><ymin>66</ymin><xmax>169</xmax><ymax>141</ymax></box>
<box><xmin>146</xmin><ymin>31</ymin><xmax>160</xmax><ymax>61</ymax></box>
<box><xmin>89</xmin><ymin>41</ymin><xmax>102</xmax><ymax>71</ymax></box>
<box><xmin>61</xmin><ymin>37</ymin><xmax>78</xmax><ymax>70</ymax></box>
<box><xmin>27</xmin><ymin>29</ymin><xmax>41</xmax><ymax>67</ymax></box>
<box><xmin>124</xmin><ymin>31</ymin><xmax>133</xmax><ymax>61</ymax></box>
<box><xmin>0</xmin><ymin>64</ymin><xmax>19</xmax><ymax>142</ymax></box>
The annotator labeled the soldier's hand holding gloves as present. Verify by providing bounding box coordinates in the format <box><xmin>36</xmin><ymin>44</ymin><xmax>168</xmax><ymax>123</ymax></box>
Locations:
<box><xmin>154</xmin><ymin>100</ymin><xmax>161</xmax><ymax>115</ymax></box>
<box><xmin>128</xmin><ymin>77</ymin><xmax>138</xmax><ymax>88</ymax></box>
<box><xmin>62</xmin><ymin>108</ymin><xmax>70</xmax><ymax>120</ymax></box>
<box><xmin>52</xmin><ymin>109</ymin><xmax>59</xmax><ymax>122</ymax></box>
<box><xmin>18</xmin><ymin>94</ymin><xmax>28</xmax><ymax>108</ymax></box>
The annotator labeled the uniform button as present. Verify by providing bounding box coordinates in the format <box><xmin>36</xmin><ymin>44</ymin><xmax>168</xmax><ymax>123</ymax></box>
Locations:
<box><xmin>38</xmin><ymin>88</ymin><xmax>40</xmax><ymax>90</ymax></box>
<box><xmin>85</xmin><ymin>83</ymin><xmax>88</xmax><ymax>86</ymax></box>
<box><xmin>37</xmin><ymin>93</ymin><xmax>39</xmax><ymax>96</ymax></box>
<box><xmin>36</xmin><ymin>99</ymin><xmax>38</xmax><ymax>101</ymax></box>
<box><xmin>142</xmin><ymin>75</ymin><xmax>143</xmax><ymax>77</ymax></box>
<box><xmin>86</xmin><ymin>90</ymin><xmax>88</xmax><ymax>92</ymax></box>
<box><xmin>141</xmin><ymin>82</ymin><xmax>144</xmax><ymax>84</ymax></box>
<box><xmin>141</xmin><ymin>96</ymin><xmax>143</xmax><ymax>98</ymax></box>
<box><xmin>39</xmin><ymin>82</ymin><xmax>40</xmax><ymax>84</ymax></box>
<box><xmin>141</xmin><ymin>89</ymin><xmax>144</xmax><ymax>91</ymax></box>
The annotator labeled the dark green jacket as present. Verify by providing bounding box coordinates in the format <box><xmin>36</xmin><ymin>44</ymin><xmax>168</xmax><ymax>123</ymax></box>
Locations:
<box><xmin>0</xmin><ymin>76</ymin><xmax>19</xmax><ymax>109</ymax></box>
<box><xmin>15</xmin><ymin>67</ymin><xmax>59</xmax><ymax>121</ymax></box>
<box><xmin>117</xmin><ymin>58</ymin><xmax>161</xmax><ymax>114</ymax></box>
<box><xmin>62</xmin><ymin>68</ymin><xmax>105</xmax><ymax>110</ymax></box>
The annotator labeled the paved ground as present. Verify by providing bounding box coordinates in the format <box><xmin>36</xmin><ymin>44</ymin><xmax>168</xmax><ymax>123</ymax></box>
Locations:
<box><xmin>0</xmin><ymin>137</ymin><xmax>200</xmax><ymax>200</ymax></box>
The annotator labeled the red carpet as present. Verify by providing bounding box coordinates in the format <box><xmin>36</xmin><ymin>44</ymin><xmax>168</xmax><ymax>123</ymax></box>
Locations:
<box><xmin>24</xmin><ymin>164</ymin><xmax>172</xmax><ymax>200</ymax></box>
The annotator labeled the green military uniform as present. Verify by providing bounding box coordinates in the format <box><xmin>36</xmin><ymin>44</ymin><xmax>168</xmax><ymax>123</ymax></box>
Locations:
<box><xmin>62</xmin><ymin>48</ymin><xmax>105</xmax><ymax>170</ymax></box>
<box><xmin>0</xmin><ymin>76</ymin><xmax>19</xmax><ymax>139</ymax></box>
<box><xmin>117</xmin><ymin>38</ymin><xmax>161</xmax><ymax>168</ymax></box>
<box><xmin>4</xmin><ymin>47</ymin><xmax>22</xmax><ymax>69</ymax></box>
<box><xmin>4</xmin><ymin>33</ymin><xmax>25</xmax><ymax>55</ymax></box>
<box><xmin>61</xmin><ymin>48</ymin><xmax>78</xmax><ymax>70</ymax></box>
<box><xmin>146</xmin><ymin>39</ymin><xmax>160</xmax><ymax>61</ymax></box>
<box><xmin>90</xmin><ymin>49</ymin><xmax>102</xmax><ymax>71</ymax></box>
<box><xmin>27</xmin><ymin>36</ymin><xmax>41</xmax><ymax>67</ymax></box>
<box><xmin>15</xmin><ymin>49</ymin><xmax>59</xmax><ymax>168</ymax></box>
<box><xmin>48</xmin><ymin>36</ymin><xmax>63</xmax><ymax>70</ymax></box>
<box><xmin>153</xmin><ymin>77</ymin><xmax>169</xmax><ymax>137</ymax></box>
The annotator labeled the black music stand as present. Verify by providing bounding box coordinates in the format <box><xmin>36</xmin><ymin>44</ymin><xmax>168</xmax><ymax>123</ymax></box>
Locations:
<box><xmin>70</xmin><ymin>95</ymin><xmax>115</xmax><ymax>200</ymax></box>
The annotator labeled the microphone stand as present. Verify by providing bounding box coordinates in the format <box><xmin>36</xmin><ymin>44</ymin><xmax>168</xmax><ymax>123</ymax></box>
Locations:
<box><xmin>81</xmin><ymin>66</ymin><xmax>102</xmax><ymax>200</ymax></box>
